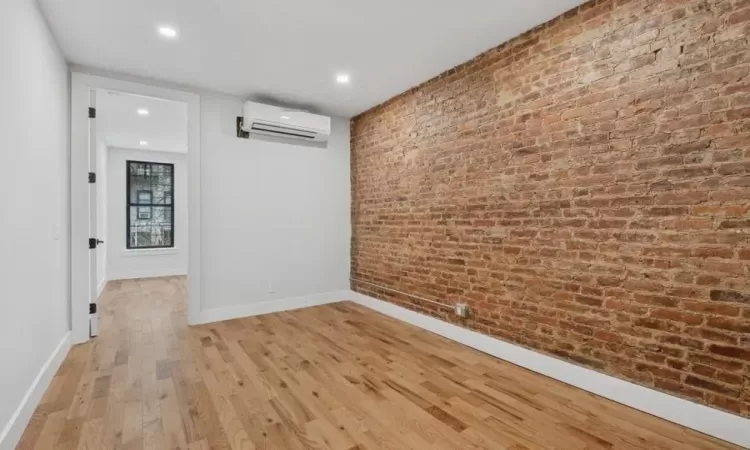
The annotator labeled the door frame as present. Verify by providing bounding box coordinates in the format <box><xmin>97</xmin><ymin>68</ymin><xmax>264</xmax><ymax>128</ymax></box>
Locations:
<box><xmin>70</xmin><ymin>72</ymin><xmax>201</xmax><ymax>344</ymax></box>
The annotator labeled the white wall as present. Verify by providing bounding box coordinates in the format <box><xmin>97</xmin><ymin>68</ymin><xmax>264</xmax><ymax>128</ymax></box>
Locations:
<box><xmin>0</xmin><ymin>0</ymin><xmax>70</xmax><ymax>444</ymax></box>
<box><xmin>201</xmin><ymin>95</ymin><xmax>351</xmax><ymax>310</ymax></box>
<box><xmin>67</xmin><ymin>66</ymin><xmax>352</xmax><ymax>318</ymax></box>
<box><xmin>106</xmin><ymin>147</ymin><xmax>188</xmax><ymax>280</ymax></box>
<box><xmin>96</xmin><ymin>138</ymin><xmax>108</xmax><ymax>294</ymax></box>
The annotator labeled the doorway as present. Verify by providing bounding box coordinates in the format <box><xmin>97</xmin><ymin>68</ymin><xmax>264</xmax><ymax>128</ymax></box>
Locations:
<box><xmin>71</xmin><ymin>73</ymin><xmax>201</xmax><ymax>344</ymax></box>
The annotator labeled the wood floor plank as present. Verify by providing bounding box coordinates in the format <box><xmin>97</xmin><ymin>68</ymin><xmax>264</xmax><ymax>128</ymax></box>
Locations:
<box><xmin>32</xmin><ymin>432</ymin><xmax>64</xmax><ymax>450</ymax></box>
<box><xmin>76</xmin><ymin>418</ymin><xmax>103</xmax><ymax>450</ymax></box>
<box><xmin>14</xmin><ymin>276</ymin><xmax>744</xmax><ymax>449</ymax></box>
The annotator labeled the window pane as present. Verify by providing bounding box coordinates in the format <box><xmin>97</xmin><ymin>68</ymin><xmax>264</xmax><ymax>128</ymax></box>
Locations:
<box><xmin>127</xmin><ymin>161</ymin><xmax>174</xmax><ymax>249</ymax></box>
<box><xmin>137</xmin><ymin>190</ymin><xmax>152</xmax><ymax>204</ymax></box>
<box><xmin>129</xmin><ymin>206</ymin><xmax>173</xmax><ymax>248</ymax></box>
<box><xmin>128</xmin><ymin>162</ymin><xmax>173</xmax><ymax>204</ymax></box>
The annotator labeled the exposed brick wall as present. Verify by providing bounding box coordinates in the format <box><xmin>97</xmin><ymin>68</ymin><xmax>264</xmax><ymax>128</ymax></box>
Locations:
<box><xmin>351</xmin><ymin>0</ymin><xmax>750</xmax><ymax>417</ymax></box>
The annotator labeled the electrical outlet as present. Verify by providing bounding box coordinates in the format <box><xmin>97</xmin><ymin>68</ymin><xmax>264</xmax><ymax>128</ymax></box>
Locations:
<box><xmin>454</xmin><ymin>303</ymin><xmax>470</xmax><ymax>318</ymax></box>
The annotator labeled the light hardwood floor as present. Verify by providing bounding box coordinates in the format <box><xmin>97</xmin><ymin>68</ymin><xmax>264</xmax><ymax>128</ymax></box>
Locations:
<box><xmin>16</xmin><ymin>276</ymin><xmax>741</xmax><ymax>449</ymax></box>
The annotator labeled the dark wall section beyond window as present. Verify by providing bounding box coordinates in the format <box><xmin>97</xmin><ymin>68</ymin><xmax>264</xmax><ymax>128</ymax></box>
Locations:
<box><xmin>126</xmin><ymin>161</ymin><xmax>174</xmax><ymax>249</ymax></box>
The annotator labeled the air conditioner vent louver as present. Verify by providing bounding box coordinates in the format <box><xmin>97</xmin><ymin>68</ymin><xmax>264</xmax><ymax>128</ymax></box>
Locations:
<box><xmin>241</xmin><ymin>101</ymin><xmax>331</xmax><ymax>143</ymax></box>
<box><xmin>249</xmin><ymin>123</ymin><xmax>318</xmax><ymax>140</ymax></box>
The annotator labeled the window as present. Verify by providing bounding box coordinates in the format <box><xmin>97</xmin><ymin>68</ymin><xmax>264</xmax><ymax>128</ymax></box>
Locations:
<box><xmin>127</xmin><ymin>161</ymin><xmax>174</xmax><ymax>249</ymax></box>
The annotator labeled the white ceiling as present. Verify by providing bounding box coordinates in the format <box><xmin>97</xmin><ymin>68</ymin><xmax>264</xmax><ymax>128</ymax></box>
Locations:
<box><xmin>39</xmin><ymin>0</ymin><xmax>586</xmax><ymax>117</ymax></box>
<box><xmin>98</xmin><ymin>90</ymin><xmax>187</xmax><ymax>153</ymax></box>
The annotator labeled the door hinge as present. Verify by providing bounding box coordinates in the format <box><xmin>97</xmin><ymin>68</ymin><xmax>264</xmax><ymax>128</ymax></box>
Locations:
<box><xmin>88</xmin><ymin>172</ymin><xmax>96</xmax><ymax>183</ymax></box>
<box><xmin>89</xmin><ymin>303</ymin><xmax>97</xmax><ymax>314</ymax></box>
<box><xmin>88</xmin><ymin>107</ymin><xmax>96</xmax><ymax>118</ymax></box>
<box><xmin>89</xmin><ymin>238</ymin><xmax>97</xmax><ymax>249</ymax></box>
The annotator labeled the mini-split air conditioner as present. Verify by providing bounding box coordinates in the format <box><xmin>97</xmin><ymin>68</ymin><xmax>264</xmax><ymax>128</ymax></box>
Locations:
<box><xmin>240</xmin><ymin>101</ymin><xmax>331</xmax><ymax>143</ymax></box>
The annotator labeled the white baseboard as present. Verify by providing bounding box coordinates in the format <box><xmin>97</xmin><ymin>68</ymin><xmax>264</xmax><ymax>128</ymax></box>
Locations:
<box><xmin>195</xmin><ymin>290</ymin><xmax>350</xmax><ymax>325</ymax></box>
<box><xmin>107</xmin><ymin>268</ymin><xmax>187</xmax><ymax>281</ymax></box>
<box><xmin>349</xmin><ymin>291</ymin><xmax>750</xmax><ymax>449</ymax></box>
<box><xmin>97</xmin><ymin>278</ymin><xmax>107</xmax><ymax>298</ymax></box>
<box><xmin>0</xmin><ymin>332</ymin><xmax>71</xmax><ymax>450</ymax></box>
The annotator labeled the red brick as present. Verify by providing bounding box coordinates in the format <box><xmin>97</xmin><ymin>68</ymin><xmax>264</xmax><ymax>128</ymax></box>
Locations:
<box><xmin>692</xmin><ymin>364</ymin><xmax>715</xmax><ymax>378</ymax></box>
<box><xmin>718</xmin><ymin>161</ymin><xmax>750</xmax><ymax>175</ymax></box>
<box><xmin>709</xmin><ymin>345</ymin><xmax>750</xmax><ymax>361</ymax></box>
<box><xmin>351</xmin><ymin>0</ymin><xmax>750</xmax><ymax>418</ymax></box>
<box><xmin>633</xmin><ymin>294</ymin><xmax>679</xmax><ymax>308</ymax></box>
<box><xmin>694</xmin><ymin>275</ymin><xmax>721</xmax><ymax>286</ymax></box>
<box><xmin>658</xmin><ymin>334</ymin><xmax>704</xmax><ymax>350</ymax></box>
<box><xmin>688</xmin><ymin>353</ymin><xmax>744</xmax><ymax>372</ymax></box>
<box><xmin>634</xmin><ymin>317</ymin><xmax>679</xmax><ymax>333</ymax></box>
<box><xmin>646</xmin><ymin>206</ymin><xmax>688</xmax><ymax>216</ymax></box>
<box><xmin>710</xmin><ymin>290</ymin><xmax>750</xmax><ymax>304</ymax></box>
<box><xmin>716</xmin><ymin>371</ymin><xmax>743</xmax><ymax>386</ymax></box>
<box><xmin>654</xmin><ymin>191</ymin><xmax>708</xmax><ymax>205</ymax></box>
<box><xmin>692</xmin><ymin>247</ymin><xmax>734</xmax><ymax>259</ymax></box>
<box><xmin>651</xmin><ymin>309</ymin><xmax>704</xmax><ymax>326</ymax></box>
<box><xmin>683</xmin><ymin>301</ymin><xmax>740</xmax><ymax>317</ymax></box>
<box><xmin>707</xmin><ymin>317</ymin><xmax>750</xmax><ymax>333</ymax></box>
<box><xmin>698</xmin><ymin>328</ymin><xmax>740</xmax><ymax>345</ymax></box>
<box><xmin>653</xmin><ymin>378</ymin><xmax>704</xmax><ymax>399</ymax></box>
<box><xmin>692</xmin><ymin>205</ymin><xmax>750</xmax><ymax>216</ymax></box>
<box><xmin>719</xmin><ymin>220</ymin><xmax>750</xmax><ymax>229</ymax></box>
<box><xmin>671</xmin><ymin>219</ymin><xmax>712</xmax><ymax>230</ymax></box>
<box><xmin>575</xmin><ymin>295</ymin><xmax>603</xmax><ymax>307</ymax></box>
<box><xmin>685</xmin><ymin>375</ymin><xmax>738</xmax><ymax>396</ymax></box>
<box><xmin>635</xmin><ymin>362</ymin><xmax>682</xmax><ymax>382</ymax></box>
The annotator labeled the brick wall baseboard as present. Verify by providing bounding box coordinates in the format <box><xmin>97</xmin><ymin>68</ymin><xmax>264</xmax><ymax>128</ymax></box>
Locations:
<box><xmin>349</xmin><ymin>291</ymin><xmax>750</xmax><ymax>448</ymax></box>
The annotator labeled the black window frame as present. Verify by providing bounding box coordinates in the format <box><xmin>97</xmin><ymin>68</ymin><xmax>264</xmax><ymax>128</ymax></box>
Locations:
<box><xmin>126</xmin><ymin>160</ymin><xmax>175</xmax><ymax>249</ymax></box>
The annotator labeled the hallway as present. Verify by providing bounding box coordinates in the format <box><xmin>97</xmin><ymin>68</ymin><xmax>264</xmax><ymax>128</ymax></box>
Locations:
<box><xmin>17</xmin><ymin>277</ymin><xmax>188</xmax><ymax>449</ymax></box>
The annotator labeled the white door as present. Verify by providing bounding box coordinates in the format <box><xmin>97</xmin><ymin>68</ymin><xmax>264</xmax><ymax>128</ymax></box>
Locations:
<box><xmin>88</xmin><ymin>90</ymin><xmax>100</xmax><ymax>337</ymax></box>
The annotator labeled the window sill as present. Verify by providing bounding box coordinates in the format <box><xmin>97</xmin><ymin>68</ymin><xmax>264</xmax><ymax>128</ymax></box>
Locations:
<box><xmin>121</xmin><ymin>248</ymin><xmax>179</xmax><ymax>257</ymax></box>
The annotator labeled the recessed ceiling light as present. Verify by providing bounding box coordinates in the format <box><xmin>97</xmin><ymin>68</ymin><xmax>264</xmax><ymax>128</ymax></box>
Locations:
<box><xmin>281</xmin><ymin>115</ymin><xmax>290</xmax><ymax>120</ymax></box>
<box><xmin>335</xmin><ymin>73</ymin><xmax>350</xmax><ymax>84</ymax></box>
<box><xmin>158</xmin><ymin>26</ymin><xmax>178</xmax><ymax>39</ymax></box>
<box><xmin>137</xmin><ymin>108</ymin><xmax>149</xmax><ymax>116</ymax></box>
<box><xmin>140</xmin><ymin>141</ymin><xmax>148</xmax><ymax>146</ymax></box>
